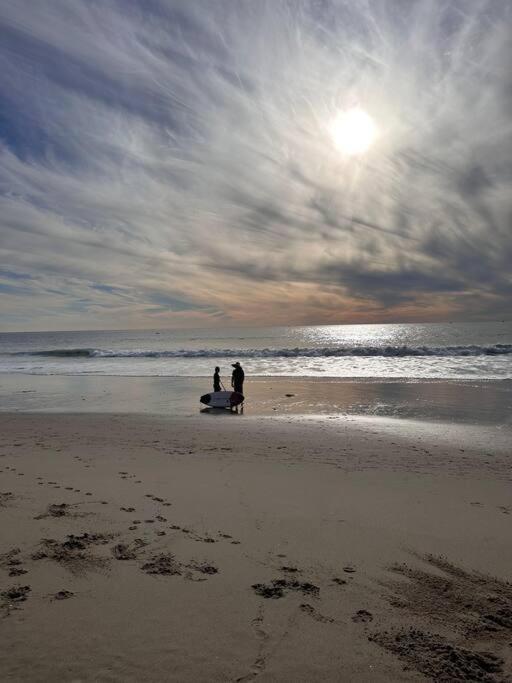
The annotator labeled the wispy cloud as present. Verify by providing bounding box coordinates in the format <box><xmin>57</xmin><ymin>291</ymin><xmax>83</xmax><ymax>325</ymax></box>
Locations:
<box><xmin>0</xmin><ymin>0</ymin><xmax>511</xmax><ymax>330</ymax></box>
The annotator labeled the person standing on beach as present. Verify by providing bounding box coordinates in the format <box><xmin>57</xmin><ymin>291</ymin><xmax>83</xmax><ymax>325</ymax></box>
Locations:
<box><xmin>213</xmin><ymin>366</ymin><xmax>221</xmax><ymax>393</ymax></box>
<box><xmin>231</xmin><ymin>361</ymin><xmax>245</xmax><ymax>395</ymax></box>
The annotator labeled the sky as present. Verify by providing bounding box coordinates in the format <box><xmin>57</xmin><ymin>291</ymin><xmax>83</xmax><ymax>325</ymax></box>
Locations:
<box><xmin>0</xmin><ymin>0</ymin><xmax>511</xmax><ymax>332</ymax></box>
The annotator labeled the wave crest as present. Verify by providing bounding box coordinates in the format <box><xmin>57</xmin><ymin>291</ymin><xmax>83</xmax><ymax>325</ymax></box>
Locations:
<box><xmin>12</xmin><ymin>344</ymin><xmax>512</xmax><ymax>359</ymax></box>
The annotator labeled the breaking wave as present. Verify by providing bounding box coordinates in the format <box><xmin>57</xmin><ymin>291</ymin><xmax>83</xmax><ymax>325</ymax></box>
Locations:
<box><xmin>11</xmin><ymin>344</ymin><xmax>512</xmax><ymax>359</ymax></box>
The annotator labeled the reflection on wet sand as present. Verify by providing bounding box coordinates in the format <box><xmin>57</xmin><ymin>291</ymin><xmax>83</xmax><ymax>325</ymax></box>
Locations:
<box><xmin>0</xmin><ymin>374</ymin><xmax>510</xmax><ymax>426</ymax></box>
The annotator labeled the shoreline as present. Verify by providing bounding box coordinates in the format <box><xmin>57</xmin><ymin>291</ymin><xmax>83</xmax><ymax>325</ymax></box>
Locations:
<box><xmin>1</xmin><ymin>411</ymin><xmax>511</xmax><ymax>681</ymax></box>
<box><xmin>1</xmin><ymin>374</ymin><xmax>511</xmax><ymax>426</ymax></box>
<box><xmin>3</xmin><ymin>373</ymin><xmax>512</xmax><ymax>380</ymax></box>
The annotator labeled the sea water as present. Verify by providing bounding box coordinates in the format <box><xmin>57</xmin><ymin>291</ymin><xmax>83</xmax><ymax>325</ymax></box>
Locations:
<box><xmin>0</xmin><ymin>322</ymin><xmax>511</xmax><ymax>379</ymax></box>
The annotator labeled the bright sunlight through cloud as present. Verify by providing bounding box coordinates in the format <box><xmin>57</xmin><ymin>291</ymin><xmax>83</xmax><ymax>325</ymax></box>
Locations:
<box><xmin>329</xmin><ymin>108</ymin><xmax>378</xmax><ymax>156</ymax></box>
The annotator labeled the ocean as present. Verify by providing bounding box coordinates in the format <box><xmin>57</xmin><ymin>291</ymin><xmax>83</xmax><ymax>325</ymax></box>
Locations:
<box><xmin>1</xmin><ymin>323</ymin><xmax>511</xmax><ymax>423</ymax></box>
<box><xmin>1</xmin><ymin>322</ymin><xmax>511</xmax><ymax>379</ymax></box>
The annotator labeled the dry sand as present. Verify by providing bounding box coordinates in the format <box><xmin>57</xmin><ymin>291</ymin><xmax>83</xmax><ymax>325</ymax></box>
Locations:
<box><xmin>0</xmin><ymin>412</ymin><xmax>511</xmax><ymax>682</ymax></box>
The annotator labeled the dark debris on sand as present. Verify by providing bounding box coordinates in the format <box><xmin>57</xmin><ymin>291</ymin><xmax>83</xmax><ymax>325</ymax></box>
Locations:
<box><xmin>352</xmin><ymin>609</ymin><xmax>373</xmax><ymax>623</ymax></box>
<box><xmin>32</xmin><ymin>533</ymin><xmax>111</xmax><ymax>573</ymax></box>
<box><xmin>187</xmin><ymin>561</ymin><xmax>218</xmax><ymax>575</ymax></box>
<box><xmin>61</xmin><ymin>533</ymin><xmax>110</xmax><ymax>551</ymax></box>
<box><xmin>1</xmin><ymin>585</ymin><xmax>31</xmax><ymax>603</ymax></box>
<box><xmin>34</xmin><ymin>503</ymin><xmax>71</xmax><ymax>519</ymax></box>
<box><xmin>141</xmin><ymin>553</ymin><xmax>219</xmax><ymax>580</ymax></box>
<box><xmin>142</xmin><ymin>554</ymin><xmax>182</xmax><ymax>576</ymax></box>
<box><xmin>252</xmin><ymin>578</ymin><xmax>319</xmax><ymax>599</ymax></box>
<box><xmin>0</xmin><ymin>549</ymin><xmax>28</xmax><ymax>577</ymax></box>
<box><xmin>369</xmin><ymin>629</ymin><xmax>504</xmax><ymax>683</ymax></box>
<box><xmin>1</xmin><ymin>584</ymin><xmax>31</xmax><ymax>615</ymax></box>
<box><xmin>112</xmin><ymin>539</ymin><xmax>147</xmax><ymax>561</ymax></box>
<box><xmin>0</xmin><ymin>548</ymin><xmax>21</xmax><ymax>565</ymax></box>
<box><xmin>0</xmin><ymin>492</ymin><xmax>15</xmax><ymax>507</ymax></box>
<box><xmin>332</xmin><ymin>577</ymin><xmax>347</xmax><ymax>586</ymax></box>
<box><xmin>54</xmin><ymin>590</ymin><xmax>74</xmax><ymax>600</ymax></box>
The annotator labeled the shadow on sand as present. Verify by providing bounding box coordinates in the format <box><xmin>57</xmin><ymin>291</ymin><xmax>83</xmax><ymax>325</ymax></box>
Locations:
<box><xmin>200</xmin><ymin>406</ymin><xmax>244</xmax><ymax>416</ymax></box>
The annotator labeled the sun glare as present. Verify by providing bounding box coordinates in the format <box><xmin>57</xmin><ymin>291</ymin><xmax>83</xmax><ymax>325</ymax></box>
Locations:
<box><xmin>329</xmin><ymin>108</ymin><xmax>378</xmax><ymax>156</ymax></box>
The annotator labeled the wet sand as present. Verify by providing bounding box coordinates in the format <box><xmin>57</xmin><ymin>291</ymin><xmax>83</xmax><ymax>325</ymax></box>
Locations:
<box><xmin>1</xmin><ymin>374</ymin><xmax>511</xmax><ymax>426</ymax></box>
<box><xmin>0</xmin><ymin>412</ymin><xmax>511</xmax><ymax>681</ymax></box>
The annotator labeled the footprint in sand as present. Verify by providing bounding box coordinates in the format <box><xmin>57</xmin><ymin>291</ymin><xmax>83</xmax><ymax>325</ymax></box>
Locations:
<box><xmin>352</xmin><ymin>609</ymin><xmax>373</xmax><ymax>623</ymax></box>
<box><xmin>112</xmin><ymin>540</ymin><xmax>147</xmax><ymax>561</ymax></box>
<box><xmin>332</xmin><ymin>577</ymin><xmax>347</xmax><ymax>586</ymax></box>
<box><xmin>1</xmin><ymin>585</ymin><xmax>31</xmax><ymax>614</ymax></box>
<box><xmin>252</xmin><ymin>579</ymin><xmax>319</xmax><ymax>599</ymax></box>
<box><xmin>300</xmin><ymin>604</ymin><xmax>334</xmax><ymax>623</ymax></box>
<box><xmin>35</xmin><ymin>503</ymin><xmax>70</xmax><ymax>519</ymax></box>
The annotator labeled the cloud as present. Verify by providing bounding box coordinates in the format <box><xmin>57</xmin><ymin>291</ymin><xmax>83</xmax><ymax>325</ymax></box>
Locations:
<box><xmin>0</xmin><ymin>0</ymin><xmax>511</xmax><ymax>330</ymax></box>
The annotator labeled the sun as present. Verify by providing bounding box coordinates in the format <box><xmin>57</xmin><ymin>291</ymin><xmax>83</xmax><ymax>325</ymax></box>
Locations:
<box><xmin>329</xmin><ymin>107</ymin><xmax>378</xmax><ymax>156</ymax></box>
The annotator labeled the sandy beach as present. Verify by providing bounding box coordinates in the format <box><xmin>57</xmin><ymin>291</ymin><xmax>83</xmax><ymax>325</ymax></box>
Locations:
<box><xmin>2</xmin><ymin>0</ymin><xmax>512</xmax><ymax>678</ymax></box>
<box><xmin>1</xmin><ymin>412</ymin><xmax>511</xmax><ymax>682</ymax></box>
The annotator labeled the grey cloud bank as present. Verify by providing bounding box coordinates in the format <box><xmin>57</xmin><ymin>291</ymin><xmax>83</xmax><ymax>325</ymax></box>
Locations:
<box><xmin>0</xmin><ymin>0</ymin><xmax>511</xmax><ymax>330</ymax></box>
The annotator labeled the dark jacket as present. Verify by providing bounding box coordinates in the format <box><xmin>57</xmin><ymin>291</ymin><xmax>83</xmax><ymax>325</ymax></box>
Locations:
<box><xmin>231</xmin><ymin>366</ymin><xmax>244</xmax><ymax>391</ymax></box>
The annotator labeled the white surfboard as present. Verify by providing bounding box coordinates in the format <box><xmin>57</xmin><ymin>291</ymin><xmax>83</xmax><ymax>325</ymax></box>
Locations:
<box><xmin>200</xmin><ymin>390</ymin><xmax>244</xmax><ymax>409</ymax></box>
